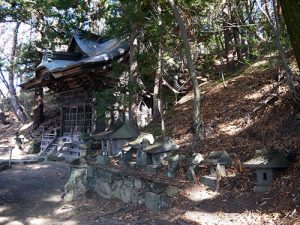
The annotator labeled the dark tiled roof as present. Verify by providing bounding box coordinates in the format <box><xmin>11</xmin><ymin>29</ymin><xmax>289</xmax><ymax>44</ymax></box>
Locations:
<box><xmin>244</xmin><ymin>149</ymin><xmax>289</xmax><ymax>169</ymax></box>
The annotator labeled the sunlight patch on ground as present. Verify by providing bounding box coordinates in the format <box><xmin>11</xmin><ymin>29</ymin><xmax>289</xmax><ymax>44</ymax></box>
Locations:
<box><xmin>218</xmin><ymin>117</ymin><xmax>253</xmax><ymax>136</ymax></box>
<box><xmin>182</xmin><ymin>210</ymin><xmax>277</xmax><ymax>225</ymax></box>
<box><xmin>44</xmin><ymin>194</ymin><xmax>62</xmax><ymax>203</ymax></box>
<box><xmin>251</xmin><ymin>60</ymin><xmax>268</xmax><ymax>68</ymax></box>
<box><xmin>0</xmin><ymin>216</ymin><xmax>12</xmax><ymax>224</ymax></box>
<box><xmin>177</xmin><ymin>93</ymin><xmax>194</xmax><ymax>105</ymax></box>
<box><xmin>0</xmin><ymin>206</ymin><xmax>10</xmax><ymax>213</ymax></box>
<box><xmin>26</xmin><ymin>217</ymin><xmax>78</xmax><ymax>225</ymax></box>
<box><xmin>54</xmin><ymin>204</ymin><xmax>76</xmax><ymax>215</ymax></box>
<box><xmin>5</xmin><ymin>221</ymin><xmax>24</xmax><ymax>225</ymax></box>
<box><xmin>181</xmin><ymin>184</ymin><xmax>218</xmax><ymax>202</ymax></box>
<box><xmin>26</xmin><ymin>164</ymin><xmax>49</xmax><ymax>170</ymax></box>
<box><xmin>244</xmin><ymin>83</ymin><xmax>275</xmax><ymax>100</ymax></box>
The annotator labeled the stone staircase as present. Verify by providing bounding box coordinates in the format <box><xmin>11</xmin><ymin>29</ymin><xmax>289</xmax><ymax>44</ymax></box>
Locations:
<box><xmin>39</xmin><ymin>132</ymin><xmax>58</xmax><ymax>158</ymax></box>
<box><xmin>40</xmin><ymin>133</ymin><xmax>85</xmax><ymax>161</ymax></box>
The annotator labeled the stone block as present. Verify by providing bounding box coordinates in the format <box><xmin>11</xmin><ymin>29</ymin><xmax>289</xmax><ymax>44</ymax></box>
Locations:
<box><xmin>144</xmin><ymin>164</ymin><xmax>161</xmax><ymax>174</ymax></box>
<box><xmin>200</xmin><ymin>176</ymin><xmax>217</xmax><ymax>187</ymax></box>
<box><xmin>134</xmin><ymin>178</ymin><xmax>143</xmax><ymax>189</ymax></box>
<box><xmin>167</xmin><ymin>160</ymin><xmax>180</xmax><ymax>178</ymax></box>
<box><xmin>254</xmin><ymin>185</ymin><xmax>269</xmax><ymax>193</ymax></box>
<box><xmin>165</xmin><ymin>186</ymin><xmax>179</xmax><ymax>197</ymax></box>
<box><xmin>111</xmin><ymin>180</ymin><xmax>123</xmax><ymax>199</ymax></box>
<box><xmin>64</xmin><ymin>167</ymin><xmax>87</xmax><ymax>202</ymax></box>
<box><xmin>96</xmin><ymin>154</ymin><xmax>110</xmax><ymax>165</ymax></box>
<box><xmin>138</xmin><ymin>194</ymin><xmax>145</xmax><ymax>205</ymax></box>
<box><xmin>144</xmin><ymin>192</ymin><xmax>170</xmax><ymax>210</ymax></box>
<box><xmin>136</xmin><ymin>150</ymin><xmax>152</xmax><ymax>166</ymax></box>
<box><xmin>87</xmin><ymin>166</ymin><xmax>94</xmax><ymax>177</ymax></box>
<box><xmin>95</xmin><ymin>181</ymin><xmax>112</xmax><ymax>198</ymax></box>
<box><xmin>124</xmin><ymin>177</ymin><xmax>134</xmax><ymax>189</ymax></box>
<box><xmin>152</xmin><ymin>153</ymin><xmax>168</xmax><ymax>165</ymax></box>
<box><xmin>94</xmin><ymin>168</ymin><xmax>114</xmax><ymax>183</ymax></box>
<box><xmin>145</xmin><ymin>192</ymin><xmax>161</xmax><ymax>210</ymax></box>
<box><xmin>147</xmin><ymin>181</ymin><xmax>165</xmax><ymax>194</ymax></box>
<box><xmin>119</xmin><ymin>186</ymin><xmax>133</xmax><ymax>203</ymax></box>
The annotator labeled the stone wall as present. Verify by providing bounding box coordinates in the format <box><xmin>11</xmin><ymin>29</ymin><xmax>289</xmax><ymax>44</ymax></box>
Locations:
<box><xmin>86</xmin><ymin>165</ymin><xmax>172</xmax><ymax>210</ymax></box>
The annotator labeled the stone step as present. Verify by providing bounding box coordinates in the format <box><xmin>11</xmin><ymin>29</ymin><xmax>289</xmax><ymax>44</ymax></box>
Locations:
<box><xmin>200</xmin><ymin>175</ymin><xmax>217</xmax><ymax>187</ymax></box>
<box><xmin>254</xmin><ymin>185</ymin><xmax>269</xmax><ymax>192</ymax></box>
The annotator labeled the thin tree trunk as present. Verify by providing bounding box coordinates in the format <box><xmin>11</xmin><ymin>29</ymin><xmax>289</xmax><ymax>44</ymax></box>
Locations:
<box><xmin>168</xmin><ymin>0</ymin><xmax>202</xmax><ymax>134</ymax></box>
<box><xmin>129</xmin><ymin>22</ymin><xmax>139</xmax><ymax>126</ymax></box>
<box><xmin>153</xmin><ymin>5</ymin><xmax>162</xmax><ymax>120</ymax></box>
<box><xmin>0</xmin><ymin>68</ymin><xmax>28</xmax><ymax>123</ymax></box>
<box><xmin>231</xmin><ymin>1</ymin><xmax>243</xmax><ymax>62</ymax></box>
<box><xmin>4</xmin><ymin>22</ymin><xmax>28</xmax><ymax>123</ymax></box>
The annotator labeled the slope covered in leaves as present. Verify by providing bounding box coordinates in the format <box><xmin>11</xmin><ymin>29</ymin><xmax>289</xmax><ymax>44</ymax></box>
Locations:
<box><xmin>146</xmin><ymin>55</ymin><xmax>300</xmax><ymax>215</ymax></box>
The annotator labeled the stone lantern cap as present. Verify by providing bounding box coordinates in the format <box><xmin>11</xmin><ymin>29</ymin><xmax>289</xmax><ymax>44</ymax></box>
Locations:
<box><xmin>143</xmin><ymin>136</ymin><xmax>179</xmax><ymax>154</ymax></box>
<box><xmin>128</xmin><ymin>132</ymin><xmax>155</xmax><ymax>149</ymax></box>
<box><xmin>243</xmin><ymin>149</ymin><xmax>289</xmax><ymax>169</ymax></box>
<box><xmin>110</xmin><ymin>123</ymin><xmax>140</xmax><ymax>140</ymax></box>
<box><xmin>202</xmin><ymin>151</ymin><xmax>231</xmax><ymax>166</ymax></box>
<box><xmin>93</xmin><ymin>130</ymin><xmax>113</xmax><ymax>140</ymax></box>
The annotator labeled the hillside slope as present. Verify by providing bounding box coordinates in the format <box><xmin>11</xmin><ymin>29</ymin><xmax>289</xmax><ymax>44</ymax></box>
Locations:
<box><xmin>146</xmin><ymin>55</ymin><xmax>300</xmax><ymax>217</ymax></box>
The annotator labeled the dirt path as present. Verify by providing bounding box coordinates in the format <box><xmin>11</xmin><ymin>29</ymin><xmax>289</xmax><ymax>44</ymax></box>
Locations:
<box><xmin>0</xmin><ymin>162</ymin><xmax>75</xmax><ymax>225</ymax></box>
<box><xmin>0</xmin><ymin>162</ymin><xmax>182</xmax><ymax>225</ymax></box>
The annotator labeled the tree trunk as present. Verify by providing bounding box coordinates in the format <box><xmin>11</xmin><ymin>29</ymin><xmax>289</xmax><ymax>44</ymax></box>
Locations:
<box><xmin>31</xmin><ymin>87</ymin><xmax>44</xmax><ymax>130</ymax></box>
<box><xmin>168</xmin><ymin>0</ymin><xmax>202</xmax><ymax>134</ymax></box>
<box><xmin>279</xmin><ymin>0</ymin><xmax>300</xmax><ymax>69</ymax></box>
<box><xmin>5</xmin><ymin>22</ymin><xmax>28</xmax><ymax>123</ymax></box>
<box><xmin>223</xmin><ymin>1</ymin><xmax>235</xmax><ymax>70</ymax></box>
<box><xmin>128</xmin><ymin>22</ymin><xmax>139</xmax><ymax>126</ymax></box>
<box><xmin>231</xmin><ymin>1</ymin><xmax>243</xmax><ymax>62</ymax></box>
<box><xmin>153</xmin><ymin>5</ymin><xmax>162</xmax><ymax>120</ymax></box>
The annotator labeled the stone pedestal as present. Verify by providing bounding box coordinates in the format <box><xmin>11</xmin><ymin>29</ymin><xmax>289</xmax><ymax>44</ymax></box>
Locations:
<box><xmin>136</xmin><ymin>150</ymin><xmax>152</xmax><ymax>166</ymax></box>
<box><xmin>96</xmin><ymin>154</ymin><xmax>110</xmax><ymax>165</ymax></box>
<box><xmin>167</xmin><ymin>160</ymin><xmax>180</xmax><ymax>178</ymax></box>
<box><xmin>200</xmin><ymin>176</ymin><xmax>217</xmax><ymax>187</ymax></box>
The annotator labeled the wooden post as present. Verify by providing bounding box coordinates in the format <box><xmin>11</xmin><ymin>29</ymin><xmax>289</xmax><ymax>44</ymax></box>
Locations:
<box><xmin>189</xmin><ymin>166</ymin><xmax>197</xmax><ymax>184</ymax></box>
<box><xmin>9</xmin><ymin>147</ymin><xmax>13</xmax><ymax>166</ymax></box>
<box><xmin>32</xmin><ymin>87</ymin><xmax>44</xmax><ymax>131</ymax></box>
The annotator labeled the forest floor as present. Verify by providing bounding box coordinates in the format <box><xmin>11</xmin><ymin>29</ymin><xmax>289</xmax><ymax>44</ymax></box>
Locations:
<box><xmin>0</xmin><ymin>161</ymin><xmax>286</xmax><ymax>225</ymax></box>
<box><xmin>1</xmin><ymin>54</ymin><xmax>300</xmax><ymax>224</ymax></box>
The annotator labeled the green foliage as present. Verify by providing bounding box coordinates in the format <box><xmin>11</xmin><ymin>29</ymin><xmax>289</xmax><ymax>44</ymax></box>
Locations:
<box><xmin>31</xmin><ymin>139</ymin><xmax>41</xmax><ymax>154</ymax></box>
<box><xmin>80</xmin><ymin>132</ymin><xmax>91</xmax><ymax>142</ymax></box>
<box><xmin>17</xmin><ymin>91</ymin><xmax>34</xmax><ymax>115</ymax></box>
<box><xmin>94</xmin><ymin>88</ymin><xmax>117</xmax><ymax>121</ymax></box>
